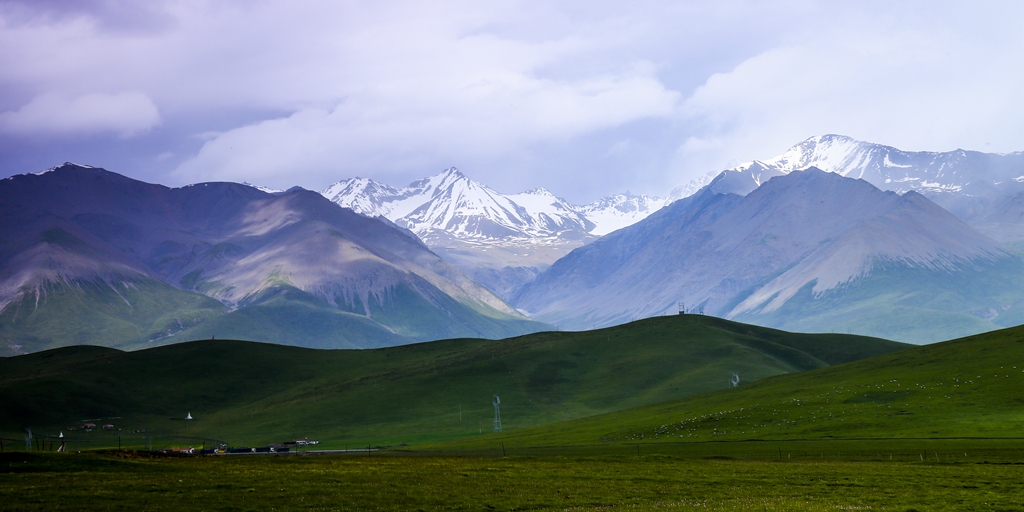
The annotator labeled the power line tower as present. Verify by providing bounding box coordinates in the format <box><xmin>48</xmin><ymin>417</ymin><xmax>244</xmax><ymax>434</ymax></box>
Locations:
<box><xmin>493</xmin><ymin>395</ymin><xmax>502</xmax><ymax>432</ymax></box>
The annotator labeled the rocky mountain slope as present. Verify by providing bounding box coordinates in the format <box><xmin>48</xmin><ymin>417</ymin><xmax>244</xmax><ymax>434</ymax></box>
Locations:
<box><xmin>0</xmin><ymin>164</ymin><xmax>545</xmax><ymax>355</ymax></box>
<box><xmin>513</xmin><ymin>169</ymin><xmax>1024</xmax><ymax>343</ymax></box>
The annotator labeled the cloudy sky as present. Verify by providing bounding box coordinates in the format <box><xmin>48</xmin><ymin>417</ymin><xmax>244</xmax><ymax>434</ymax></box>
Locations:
<box><xmin>1</xmin><ymin>1</ymin><xmax>1022</xmax><ymax>203</ymax></box>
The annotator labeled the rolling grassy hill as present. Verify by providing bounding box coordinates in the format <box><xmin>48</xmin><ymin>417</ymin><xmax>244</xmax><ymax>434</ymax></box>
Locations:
<box><xmin>428</xmin><ymin>322</ymin><xmax>1024</xmax><ymax>452</ymax></box>
<box><xmin>0</xmin><ymin>315</ymin><xmax>904</xmax><ymax>449</ymax></box>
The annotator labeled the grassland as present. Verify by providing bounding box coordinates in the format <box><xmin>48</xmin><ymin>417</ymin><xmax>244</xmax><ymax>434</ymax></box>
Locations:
<box><xmin>425</xmin><ymin>322</ymin><xmax>1024</xmax><ymax>452</ymax></box>
<box><xmin>3</xmin><ymin>449</ymin><xmax>1024</xmax><ymax>511</ymax></box>
<box><xmin>0</xmin><ymin>315</ymin><xmax>903</xmax><ymax>450</ymax></box>
<box><xmin>6</xmin><ymin>319</ymin><xmax>1024</xmax><ymax>510</ymax></box>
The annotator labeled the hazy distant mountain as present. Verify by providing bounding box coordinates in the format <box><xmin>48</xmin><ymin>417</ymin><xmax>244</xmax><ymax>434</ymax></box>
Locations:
<box><xmin>0</xmin><ymin>164</ymin><xmax>545</xmax><ymax>355</ymax></box>
<box><xmin>321</xmin><ymin>168</ymin><xmax>666</xmax><ymax>298</ymax></box>
<box><xmin>514</xmin><ymin>169</ymin><xmax>1024</xmax><ymax>343</ymax></box>
<box><xmin>674</xmin><ymin>134</ymin><xmax>1024</xmax><ymax>246</ymax></box>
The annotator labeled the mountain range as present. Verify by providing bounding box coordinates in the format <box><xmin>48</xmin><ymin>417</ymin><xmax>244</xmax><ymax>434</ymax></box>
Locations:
<box><xmin>513</xmin><ymin>168</ymin><xmax>1024</xmax><ymax>343</ymax></box>
<box><xmin>0</xmin><ymin>164</ymin><xmax>545</xmax><ymax>356</ymax></box>
<box><xmin>319</xmin><ymin>135</ymin><xmax>1024</xmax><ymax>303</ymax></box>
<box><xmin>4</xmin><ymin>134</ymin><xmax>1024</xmax><ymax>353</ymax></box>
<box><xmin>682</xmin><ymin>134</ymin><xmax>1024</xmax><ymax>246</ymax></box>
<box><xmin>321</xmin><ymin>168</ymin><xmax>666</xmax><ymax>298</ymax></box>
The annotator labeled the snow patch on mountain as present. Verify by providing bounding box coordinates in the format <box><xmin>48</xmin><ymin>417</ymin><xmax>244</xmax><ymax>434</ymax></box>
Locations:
<box><xmin>241</xmin><ymin>182</ymin><xmax>285</xmax><ymax>194</ymax></box>
<box><xmin>669</xmin><ymin>134</ymin><xmax>1024</xmax><ymax>203</ymax></box>
<box><xmin>690</xmin><ymin>134</ymin><xmax>1024</xmax><ymax>199</ymax></box>
<box><xmin>667</xmin><ymin>171</ymin><xmax>716</xmax><ymax>202</ymax></box>
<box><xmin>320</xmin><ymin>167</ymin><xmax>663</xmax><ymax>243</ymax></box>
<box><xmin>576</xmin><ymin>193</ymin><xmax>667</xmax><ymax>236</ymax></box>
<box><xmin>321</xmin><ymin>177</ymin><xmax>401</xmax><ymax>218</ymax></box>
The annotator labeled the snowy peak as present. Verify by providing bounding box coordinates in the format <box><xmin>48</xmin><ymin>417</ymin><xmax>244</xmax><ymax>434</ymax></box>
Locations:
<box><xmin>34</xmin><ymin>162</ymin><xmax>95</xmax><ymax>176</ymax></box>
<box><xmin>667</xmin><ymin>172</ymin><xmax>716</xmax><ymax>202</ymax></box>
<box><xmin>400</xmin><ymin>169</ymin><xmax>543</xmax><ymax>239</ymax></box>
<box><xmin>671</xmin><ymin>134</ymin><xmax>1024</xmax><ymax>203</ymax></box>
<box><xmin>321</xmin><ymin>168</ymin><xmax>662</xmax><ymax>244</ymax></box>
<box><xmin>577</xmin><ymin>193</ymin><xmax>667</xmax><ymax>236</ymax></box>
<box><xmin>758</xmin><ymin>134</ymin><xmax>870</xmax><ymax>177</ymax></box>
<box><xmin>717</xmin><ymin>134</ymin><xmax>1024</xmax><ymax>197</ymax></box>
<box><xmin>507</xmin><ymin>188</ymin><xmax>594</xmax><ymax>233</ymax></box>
<box><xmin>241</xmin><ymin>182</ymin><xmax>285</xmax><ymax>194</ymax></box>
<box><xmin>321</xmin><ymin>177</ymin><xmax>401</xmax><ymax>218</ymax></box>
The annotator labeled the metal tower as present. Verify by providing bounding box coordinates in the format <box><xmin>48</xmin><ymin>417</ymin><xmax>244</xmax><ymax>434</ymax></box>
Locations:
<box><xmin>493</xmin><ymin>395</ymin><xmax>502</xmax><ymax>432</ymax></box>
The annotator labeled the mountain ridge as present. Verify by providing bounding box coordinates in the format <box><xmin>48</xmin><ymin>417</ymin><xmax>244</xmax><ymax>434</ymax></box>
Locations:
<box><xmin>0</xmin><ymin>164</ymin><xmax>546</xmax><ymax>355</ymax></box>
<box><xmin>321</xmin><ymin>168</ymin><xmax>667</xmax><ymax>298</ymax></box>
<box><xmin>513</xmin><ymin>168</ymin><xmax>1024</xmax><ymax>343</ymax></box>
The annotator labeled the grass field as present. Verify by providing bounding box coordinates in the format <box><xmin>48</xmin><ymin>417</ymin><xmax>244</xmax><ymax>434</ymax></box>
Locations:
<box><xmin>3</xmin><ymin>448</ymin><xmax>1024</xmax><ymax>511</ymax></box>
<box><xmin>424</xmin><ymin>322</ymin><xmax>1024</xmax><ymax>452</ymax></box>
<box><xmin>5</xmin><ymin>319</ymin><xmax>1024</xmax><ymax>510</ymax></box>
<box><xmin>0</xmin><ymin>315</ymin><xmax>903</xmax><ymax>450</ymax></box>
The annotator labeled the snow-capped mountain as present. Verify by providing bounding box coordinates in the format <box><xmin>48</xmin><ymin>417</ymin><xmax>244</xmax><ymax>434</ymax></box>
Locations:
<box><xmin>667</xmin><ymin>171</ymin><xmax>716</xmax><ymax>202</ymax></box>
<box><xmin>575</xmin><ymin>193</ymin><xmax>668</xmax><ymax>236</ymax></box>
<box><xmin>322</xmin><ymin>168</ymin><xmax>608</xmax><ymax>243</ymax></box>
<box><xmin>320</xmin><ymin>168</ymin><xmax>668</xmax><ymax>298</ymax></box>
<box><xmin>322</xmin><ymin>167</ymin><xmax>673</xmax><ymax>243</ymax></box>
<box><xmin>675</xmin><ymin>134</ymin><xmax>1024</xmax><ymax>198</ymax></box>
<box><xmin>514</xmin><ymin>169</ymin><xmax>1024</xmax><ymax>343</ymax></box>
<box><xmin>670</xmin><ymin>134</ymin><xmax>1024</xmax><ymax>246</ymax></box>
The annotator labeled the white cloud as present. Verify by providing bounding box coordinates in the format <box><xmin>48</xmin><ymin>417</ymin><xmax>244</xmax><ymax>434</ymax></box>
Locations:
<box><xmin>0</xmin><ymin>91</ymin><xmax>160</xmax><ymax>137</ymax></box>
<box><xmin>1</xmin><ymin>1</ymin><xmax>1023</xmax><ymax>200</ymax></box>
<box><xmin>672</xmin><ymin>12</ymin><xmax>1024</xmax><ymax>177</ymax></box>
<box><xmin>173</xmin><ymin>48</ymin><xmax>680</xmax><ymax>187</ymax></box>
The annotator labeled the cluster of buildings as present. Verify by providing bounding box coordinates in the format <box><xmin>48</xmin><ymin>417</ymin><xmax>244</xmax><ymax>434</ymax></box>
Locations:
<box><xmin>66</xmin><ymin>422</ymin><xmax>116</xmax><ymax>432</ymax></box>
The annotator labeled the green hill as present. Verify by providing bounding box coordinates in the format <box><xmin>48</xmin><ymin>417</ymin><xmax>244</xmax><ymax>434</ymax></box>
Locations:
<box><xmin>0</xmin><ymin>277</ymin><xmax>229</xmax><ymax>356</ymax></box>
<box><xmin>429</xmin><ymin>322</ymin><xmax>1024</xmax><ymax>451</ymax></box>
<box><xmin>0</xmin><ymin>315</ymin><xmax>904</xmax><ymax>449</ymax></box>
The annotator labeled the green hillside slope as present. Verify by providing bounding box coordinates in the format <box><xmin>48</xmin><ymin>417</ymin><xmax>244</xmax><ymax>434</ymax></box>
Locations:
<box><xmin>0</xmin><ymin>278</ymin><xmax>228</xmax><ymax>356</ymax></box>
<box><xmin>431</xmin><ymin>322</ymin><xmax>1024</xmax><ymax>451</ymax></box>
<box><xmin>0</xmin><ymin>315</ymin><xmax>905</xmax><ymax>448</ymax></box>
<box><xmin>734</xmin><ymin>258</ymin><xmax>1024</xmax><ymax>344</ymax></box>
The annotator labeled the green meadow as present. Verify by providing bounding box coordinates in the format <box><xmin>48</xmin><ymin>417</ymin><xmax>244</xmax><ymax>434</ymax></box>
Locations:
<box><xmin>426</xmin><ymin>320</ymin><xmax>1024</xmax><ymax>452</ymax></box>
<box><xmin>0</xmin><ymin>315</ymin><xmax>902</xmax><ymax>449</ymax></box>
<box><xmin>3</xmin><ymin>449</ymin><xmax>1024</xmax><ymax>511</ymax></box>
<box><xmin>6</xmin><ymin>317</ymin><xmax>1024</xmax><ymax>510</ymax></box>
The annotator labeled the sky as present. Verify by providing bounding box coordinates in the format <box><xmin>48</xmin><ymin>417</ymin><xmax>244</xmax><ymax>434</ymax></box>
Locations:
<box><xmin>1</xmin><ymin>1</ymin><xmax>1022</xmax><ymax>203</ymax></box>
